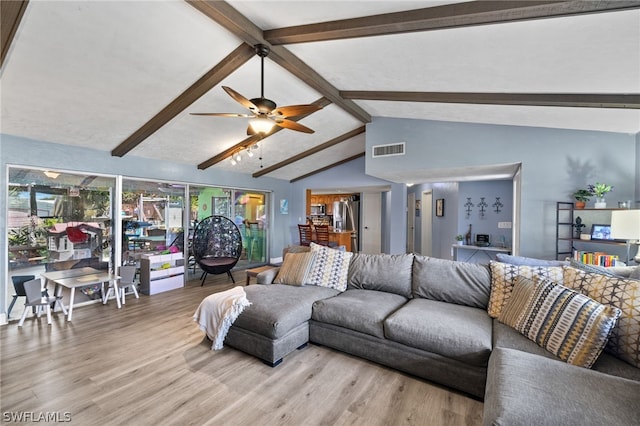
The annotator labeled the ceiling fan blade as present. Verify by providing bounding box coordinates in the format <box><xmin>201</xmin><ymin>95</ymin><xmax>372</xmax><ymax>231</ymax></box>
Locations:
<box><xmin>271</xmin><ymin>104</ymin><xmax>322</xmax><ymax>118</ymax></box>
<box><xmin>275</xmin><ymin>119</ymin><xmax>315</xmax><ymax>134</ymax></box>
<box><xmin>190</xmin><ymin>113</ymin><xmax>252</xmax><ymax>118</ymax></box>
<box><xmin>222</xmin><ymin>86</ymin><xmax>259</xmax><ymax>112</ymax></box>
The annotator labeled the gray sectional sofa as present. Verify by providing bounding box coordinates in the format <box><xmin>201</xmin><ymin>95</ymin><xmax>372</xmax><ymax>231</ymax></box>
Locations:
<box><xmin>224</xmin><ymin>250</ymin><xmax>640</xmax><ymax>425</ymax></box>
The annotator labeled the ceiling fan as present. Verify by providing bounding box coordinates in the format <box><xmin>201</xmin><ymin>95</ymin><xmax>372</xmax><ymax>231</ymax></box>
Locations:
<box><xmin>191</xmin><ymin>44</ymin><xmax>321</xmax><ymax>135</ymax></box>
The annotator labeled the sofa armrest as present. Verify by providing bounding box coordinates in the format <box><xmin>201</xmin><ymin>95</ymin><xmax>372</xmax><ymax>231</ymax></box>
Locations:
<box><xmin>256</xmin><ymin>267</ymin><xmax>280</xmax><ymax>284</ymax></box>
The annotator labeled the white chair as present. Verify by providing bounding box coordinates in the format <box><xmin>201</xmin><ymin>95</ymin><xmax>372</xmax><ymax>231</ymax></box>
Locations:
<box><xmin>18</xmin><ymin>279</ymin><xmax>59</xmax><ymax>327</ymax></box>
<box><xmin>103</xmin><ymin>265</ymin><xmax>139</xmax><ymax>306</ymax></box>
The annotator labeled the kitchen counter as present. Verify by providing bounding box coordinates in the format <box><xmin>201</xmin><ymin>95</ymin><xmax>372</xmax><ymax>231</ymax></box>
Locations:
<box><xmin>329</xmin><ymin>230</ymin><xmax>353</xmax><ymax>251</ymax></box>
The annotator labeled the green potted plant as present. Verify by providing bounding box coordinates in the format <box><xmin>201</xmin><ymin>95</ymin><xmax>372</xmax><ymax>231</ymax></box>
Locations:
<box><xmin>572</xmin><ymin>189</ymin><xmax>591</xmax><ymax>209</ymax></box>
<box><xmin>588</xmin><ymin>182</ymin><xmax>613</xmax><ymax>208</ymax></box>
<box><xmin>455</xmin><ymin>234</ymin><xmax>464</xmax><ymax>245</ymax></box>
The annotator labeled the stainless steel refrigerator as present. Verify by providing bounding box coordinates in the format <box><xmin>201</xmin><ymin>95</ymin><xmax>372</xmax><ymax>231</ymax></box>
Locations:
<box><xmin>333</xmin><ymin>195</ymin><xmax>359</xmax><ymax>252</ymax></box>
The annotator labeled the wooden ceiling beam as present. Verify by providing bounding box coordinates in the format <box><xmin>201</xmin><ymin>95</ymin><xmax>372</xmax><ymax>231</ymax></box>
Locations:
<box><xmin>252</xmin><ymin>126</ymin><xmax>365</xmax><ymax>178</ymax></box>
<box><xmin>265</xmin><ymin>1</ymin><xmax>640</xmax><ymax>45</ymax></box>
<box><xmin>290</xmin><ymin>153</ymin><xmax>365</xmax><ymax>183</ymax></box>
<box><xmin>266</xmin><ymin>45</ymin><xmax>370</xmax><ymax>123</ymax></box>
<box><xmin>340</xmin><ymin>92</ymin><xmax>640</xmax><ymax>109</ymax></box>
<box><xmin>197</xmin><ymin>97</ymin><xmax>332</xmax><ymax>170</ymax></box>
<box><xmin>186</xmin><ymin>0</ymin><xmax>371</xmax><ymax>124</ymax></box>
<box><xmin>111</xmin><ymin>43</ymin><xmax>254</xmax><ymax>157</ymax></box>
<box><xmin>1</xmin><ymin>0</ymin><xmax>29</xmax><ymax>69</ymax></box>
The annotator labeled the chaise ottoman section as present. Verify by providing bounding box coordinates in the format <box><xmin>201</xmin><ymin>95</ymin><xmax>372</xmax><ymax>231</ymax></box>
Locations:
<box><xmin>225</xmin><ymin>284</ymin><xmax>339</xmax><ymax>366</ymax></box>
<box><xmin>384</xmin><ymin>298</ymin><xmax>493</xmax><ymax>367</ymax></box>
<box><xmin>484</xmin><ymin>347</ymin><xmax>640</xmax><ymax>426</ymax></box>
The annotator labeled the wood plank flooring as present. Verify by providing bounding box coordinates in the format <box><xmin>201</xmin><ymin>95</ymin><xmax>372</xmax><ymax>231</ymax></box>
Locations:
<box><xmin>1</xmin><ymin>271</ymin><xmax>483</xmax><ymax>426</ymax></box>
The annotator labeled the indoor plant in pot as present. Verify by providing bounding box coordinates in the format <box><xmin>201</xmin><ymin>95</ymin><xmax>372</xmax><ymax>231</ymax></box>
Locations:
<box><xmin>572</xmin><ymin>189</ymin><xmax>591</xmax><ymax>209</ymax></box>
<box><xmin>455</xmin><ymin>234</ymin><xmax>464</xmax><ymax>245</ymax></box>
<box><xmin>588</xmin><ymin>182</ymin><xmax>613</xmax><ymax>208</ymax></box>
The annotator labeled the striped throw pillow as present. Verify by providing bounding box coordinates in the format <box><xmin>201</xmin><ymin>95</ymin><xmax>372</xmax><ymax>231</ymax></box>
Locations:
<box><xmin>488</xmin><ymin>261</ymin><xmax>564</xmax><ymax>318</ymax></box>
<box><xmin>509</xmin><ymin>277</ymin><xmax>621</xmax><ymax>368</ymax></box>
<box><xmin>273</xmin><ymin>252</ymin><xmax>316</xmax><ymax>286</ymax></box>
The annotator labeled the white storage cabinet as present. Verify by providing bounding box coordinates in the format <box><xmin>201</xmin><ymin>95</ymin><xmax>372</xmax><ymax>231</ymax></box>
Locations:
<box><xmin>139</xmin><ymin>252</ymin><xmax>185</xmax><ymax>295</ymax></box>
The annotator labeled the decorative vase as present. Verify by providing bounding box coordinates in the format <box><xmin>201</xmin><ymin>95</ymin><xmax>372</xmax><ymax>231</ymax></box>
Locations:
<box><xmin>594</xmin><ymin>197</ymin><xmax>607</xmax><ymax>209</ymax></box>
<box><xmin>457</xmin><ymin>241</ymin><xmax>464</xmax><ymax>245</ymax></box>
<box><xmin>575</xmin><ymin>201</ymin><xmax>585</xmax><ymax>209</ymax></box>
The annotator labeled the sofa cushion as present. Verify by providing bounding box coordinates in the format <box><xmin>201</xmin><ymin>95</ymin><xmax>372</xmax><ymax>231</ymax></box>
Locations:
<box><xmin>499</xmin><ymin>276</ymin><xmax>621</xmax><ymax>368</ymax></box>
<box><xmin>384</xmin><ymin>298</ymin><xmax>492</xmax><ymax>367</ymax></box>
<box><xmin>412</xmin><ymin>256</ymin><xmax>490</xmax><ymax>308</ymax></box>
<box><xmin>273</xmin><ymin>252</ymin><xmax>316</xmax><ymax>286</ymax></box>
<box><xmin>311</xmin><ymin>289</ymin><xmax>407</xmax><ymax>339</ymax></box>
<box><xmin>484</xmin><ymin>347</ymin><xmax>640</xmax><ymax>426</ymax></box>
<box><xmin>347</xmin><ymin>253</ymin><xmax>414</xmax><ymax>298</ymax></box>
<box><xmin>233</xmin><ymin>284</ymin><xmax>339</xmax><ymax>339</ymax></box>
<box><xmin>488</xmin><ymin>261</ymin><xmax>564</xmax><ymax>318</ymax></box>
<box><xmin>307</xmin><ymin>243</ymin><xmax>353</xmax><ymax>291</ymax></box>
<box><xmin>496</xmin><ymin>253</ymin><xmax>568</xmax><ymax>267</ymax></box>
<box><xmin>563</xmin><ymin>266</ymin><xmax>640</xmax><ymax>368</ymax></box>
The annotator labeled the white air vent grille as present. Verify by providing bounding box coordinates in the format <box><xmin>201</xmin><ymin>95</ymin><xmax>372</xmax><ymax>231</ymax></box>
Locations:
<box><xmin>372</xmin><ymin>142</ymin><xmax>405</xmax><ymax>158</ymax></box>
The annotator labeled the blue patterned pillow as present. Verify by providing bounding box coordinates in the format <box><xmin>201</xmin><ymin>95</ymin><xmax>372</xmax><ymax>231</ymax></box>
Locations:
<box><xmin>307</xmin><ymin>243</ymin><xmax>353</xmax><ymax>291</ymax></box>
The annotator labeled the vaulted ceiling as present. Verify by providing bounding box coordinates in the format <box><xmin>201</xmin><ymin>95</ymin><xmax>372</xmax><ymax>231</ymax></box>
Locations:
<box><xmin>2</xmin><ymin>1</ymin><xmax>639</xmax><ymax>182</ymax></box>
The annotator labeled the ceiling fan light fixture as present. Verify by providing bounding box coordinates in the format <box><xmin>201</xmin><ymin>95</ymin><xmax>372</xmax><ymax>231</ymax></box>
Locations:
<box><xmin>246</xmin><ymin>147</ymin><xmax>254</xmax><ymax>157</ymax></box>
<box><xmin>249</xmin><ymin>116</ymin><xmax>275</xmax><ymax>134</ymax></box>
<box><xmin>234</xmin><ymin>153</ymin><xmax>242</xmax><ymax>162</ymax></box>
<box><xmin>230</xmin><ymin>156</ymin><xmax>237</xmax><ymax>166</ymax></box>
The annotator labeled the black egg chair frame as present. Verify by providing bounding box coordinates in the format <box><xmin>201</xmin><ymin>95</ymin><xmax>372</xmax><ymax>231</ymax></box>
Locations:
<box><xmin>192</xmin><ymin>215</ymin><xmax>243</xmax><ymax>286</ymax></box>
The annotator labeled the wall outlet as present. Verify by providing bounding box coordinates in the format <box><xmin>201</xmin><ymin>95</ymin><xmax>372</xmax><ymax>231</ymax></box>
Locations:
<box><xmin>498</xmin><ymin>221</ymin><xmax>512</xmax><ymax>229</ymax></box>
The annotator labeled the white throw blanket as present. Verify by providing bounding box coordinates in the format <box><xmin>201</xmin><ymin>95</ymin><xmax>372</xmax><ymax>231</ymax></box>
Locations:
<box><xmin>193</xmin><ymin>286</ymin><xmax>251</xmax><ymax>350</ymax></box>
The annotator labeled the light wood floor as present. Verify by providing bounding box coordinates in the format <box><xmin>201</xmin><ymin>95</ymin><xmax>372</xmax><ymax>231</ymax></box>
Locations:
<box><xmin>1</xmin><ymin>270</ymin><xmax>483</xmax><ymax>426</ymax></box>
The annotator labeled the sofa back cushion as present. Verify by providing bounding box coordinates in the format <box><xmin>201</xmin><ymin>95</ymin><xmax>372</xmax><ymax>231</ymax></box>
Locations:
<box><xmin>347</xmin><ymin>253</ymin><xmax>414</xmax><ymax>298</ymax></box>
<box><xmin>412</xmin><ymin>256</ymin><xmax>491</xmax><ymax>308</ymax></box>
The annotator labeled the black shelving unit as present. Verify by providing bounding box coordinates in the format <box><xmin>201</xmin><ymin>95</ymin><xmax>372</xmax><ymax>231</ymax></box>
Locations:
<box><xmin>555</xmin><ymin>202</ymin><xmax>628</xmax><ymax>260</ymax></box>
<box><xmin>556</xmin><ymin>201</ymin><xmax>574</xmax><ymax>260</ymax></box>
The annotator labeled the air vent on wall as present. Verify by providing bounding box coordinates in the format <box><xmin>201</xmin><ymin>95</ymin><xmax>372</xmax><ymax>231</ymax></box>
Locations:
<box><xmin>372</xmin><ymin>142</ymin><xmax>405</xmax><ymax>158</ymax></box>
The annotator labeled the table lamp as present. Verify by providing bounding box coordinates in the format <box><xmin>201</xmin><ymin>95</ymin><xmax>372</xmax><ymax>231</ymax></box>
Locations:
<box><xmin>610</xmin><ymin>210</ymin><xmax>640</xmax><ymax>264</ymax></box>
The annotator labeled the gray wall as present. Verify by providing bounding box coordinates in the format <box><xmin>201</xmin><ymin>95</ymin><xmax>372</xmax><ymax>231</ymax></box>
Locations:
<box><xmin>366</xmin><ymin>117</ymin><xmax>638</xmax><ymax>258</ymax></box>
<box><xmin>408</xmin><ymin>180</ymin><xmax>512</xmax><ymax>259</ymax></box>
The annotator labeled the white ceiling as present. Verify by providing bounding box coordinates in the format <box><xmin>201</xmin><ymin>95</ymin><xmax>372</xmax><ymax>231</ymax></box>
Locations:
<box><xmin>1</xmin><ymin>1</ymin><xmax>639</xmax><ymax>183</ymax></box>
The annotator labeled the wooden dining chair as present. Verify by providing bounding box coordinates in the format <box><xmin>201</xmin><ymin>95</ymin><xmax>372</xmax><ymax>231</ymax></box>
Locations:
<box><xmin>298</xmin><ymin>224</ymin><xmax>313</xmax><ymax>246</ymax></box>
<box><xmin>313</xmin><ymin>225</ymin><xmax>331</xmax><ymax>246</ymax></box>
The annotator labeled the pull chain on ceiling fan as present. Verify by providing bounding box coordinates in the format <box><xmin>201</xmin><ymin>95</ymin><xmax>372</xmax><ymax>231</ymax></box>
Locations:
<box><xmin>191</xmin><ymin>44</ymin><xmax>321</xmax><ymax>135</ymax></box>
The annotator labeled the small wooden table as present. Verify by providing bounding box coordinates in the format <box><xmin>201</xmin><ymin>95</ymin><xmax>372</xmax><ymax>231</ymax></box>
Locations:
<box><xmin>245</xmin><ymin>265</ymin><xmax>278</xmax><ymax>286</ymax></box>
